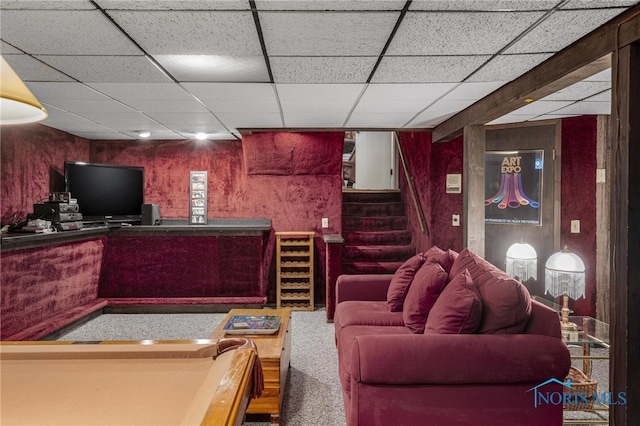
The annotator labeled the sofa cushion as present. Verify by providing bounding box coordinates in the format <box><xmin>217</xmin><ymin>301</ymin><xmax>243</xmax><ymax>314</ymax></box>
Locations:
<box><xmin>449</xmin><ymin>248</ymin><xmax>532</xmax><ymax>334</ymax></box>
<box><xmin>337</xmin><ymin>325</ymin><xmax>412</xmax><ymax>397</ymax></box>
<box><xmin>403</xmin><ymin>261</ymin><xmax>449</xmax><ymax>333</ymax></box>
<box><xmin>386</xmin><ymin>253</ymin><xmax>426</xmax><ymax>312</ymax></box>
<box><xmin>335</xmin><ymin>301</ymin><xmax>404</xmax><ymax>344</ymax></box>
<box><xmin>425</xmin><ymin>269</ymin><xmax>482</xmax><ymax>334</ymax></box>
<box><xmin>423</xmin><ymin>246</ymin><xmax>458</xmax><ymax>274</ymax></box>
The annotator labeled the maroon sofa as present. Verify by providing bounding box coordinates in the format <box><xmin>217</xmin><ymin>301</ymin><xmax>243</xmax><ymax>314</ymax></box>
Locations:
<box><xmin>334</xmin><ymin>247</ymin><xmax>571</xmax><ymax>426</ymax></box>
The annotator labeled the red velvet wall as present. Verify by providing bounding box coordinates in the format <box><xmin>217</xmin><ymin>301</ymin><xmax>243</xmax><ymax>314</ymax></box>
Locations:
<box><xmin>0</xmin><ymin>238</ymin><xmax>105</xmax><ymax>339</ymax></box>
<box><xmin>0</xmin><ymin>124</ymin><xmax>89</xmax><ymax>225</ymax></box>
<box><xmin>560</xmin><ymin>116</ymin><xmax>598</xmax><ymax>316</ymax></box>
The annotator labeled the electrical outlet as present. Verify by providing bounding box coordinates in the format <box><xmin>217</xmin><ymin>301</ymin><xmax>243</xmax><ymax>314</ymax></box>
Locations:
<box><xmin>571</xmin><ymin>220</ymin><xmax>580</xmax><ymax>233</ymax></box>
<box><xmin>322</xmin><ymin>218</ymin><xmax>329</xmax><ymax>228</ymax></box>
<box><xmin>452</xmin><ymin>214</ymin><xmax>460</xmax><ymax>227</ymax></box>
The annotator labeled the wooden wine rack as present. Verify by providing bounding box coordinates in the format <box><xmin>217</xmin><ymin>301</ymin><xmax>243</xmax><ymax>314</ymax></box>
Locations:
<box><xmin>276</xmin><ymin>231</ymin><xmax>315</xmax><ymax>311</ymax></box>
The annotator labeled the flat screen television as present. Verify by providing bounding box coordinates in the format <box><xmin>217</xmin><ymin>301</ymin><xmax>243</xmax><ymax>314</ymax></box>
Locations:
<box><xmin>64</xmin><ymin>161</ymin><xmax>144</xmax><ymax>222</ymax></box>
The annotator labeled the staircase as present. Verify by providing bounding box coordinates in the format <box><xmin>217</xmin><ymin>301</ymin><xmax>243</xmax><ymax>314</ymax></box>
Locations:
<box><xmin>342</xmin><ymin>190</ymin><xmax>415</xmax><ymax>274</ymax></box>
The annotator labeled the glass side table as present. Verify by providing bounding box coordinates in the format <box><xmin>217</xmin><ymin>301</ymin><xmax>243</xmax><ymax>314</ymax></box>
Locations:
<box><xmin>563</xmin><ymin>316</ymin><xmax>609</xmax><ymax>377</ymax></box>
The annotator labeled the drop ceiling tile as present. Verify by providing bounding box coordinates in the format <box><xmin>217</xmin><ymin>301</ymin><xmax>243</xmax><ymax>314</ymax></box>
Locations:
<box><xmin>409</xmin><ymin>0</ymin><xmax>560</xmax><ymax>11</ymax></box>
<box><xmin>204</xmin><ymin>100</ymin><xmax>281</xmax><ymax>114</ymax></box>
<box><xmin>284</xmin><ymin>112</ymin><xmax>351</xmax><ymax>127</ymax></box>
<box><xmin>541</xmin><ymin>81</ymin><xmax>611</xmax><ymax>101</ymax></box>
<box><xmin>256</xmin><ymin>1</ymin><xmax>406</xmax><ymax>10</ymax></box>
<box><xmin>387</xmin><ymin>11</ymin><xmax>545</xmax><ymax>55</ymax></box>
<box><xmin>75</xmin><ymin>111</ymin><xmax>166</xmax><ymax>128</ymax></box>
<box><xmin>467</xmin><ymin>53</ymin><xmax>553</xmax><ymax>82</ymax></box>
<box><xmin>3</xmin><ymin>54</ymin><xmax>74</xmax><ymax>82</ymax></box>
<box><xmin>511</xmin><ymin>100</ymin><xmax>574</xmax><ymax>115</ymax></box>
<box><xmin>585</xmin><ymin>69</ymin><xmax>611</xmax><ymax>82</ymax></box>
<box><xmin>552</xmin><ymin>101</ymin><xmax>610</xmax><ymax>115</ymax></box>
<box><xmin>276</xmin><ymin>83</ymin><xmax>365</xmax><ymax>103</ymax></box>
<box><xmin>270</xmin><ymin>57</ymin><xmax>376</xmax><ymax>83</ymax></box>
<box><xmin>34</xmin><ymin>55</ymin><xmax>171</xmax><ymax>83</ymax></box>
<box><xmin>488</xmin><ymin>114</ymin><xmax>540</xmax><ymax>125</ymax></box>
<box><xmin>71</xmin><ymin>132</ymin><xmax>137</xmax><ymax>140</ymax></box>
<box><xmin>154</xmin><ymin>55</ymin><xmax>269</xmax><ymax>82</ymax></box>
<box><xmin>504</xmin><ymin>9</ymin><xmax>627</xmax><ymax>54</ymax></box>
<box><xmin>27</xmin><ymin>82</ymin><xmax>112</xmax><ymax>101</ymax></box>
<box><xmin>1</xmin><ymin>42</ymin><xmax>22</xmax><ymax>54</ymax></box>
<box><xmin>561</xmin><ymin>0</ymin><xmax>638</xmax><ymax>9</ymax></box>
<box><xmin>0</xmin><ymin>10</ymin><xmax>141</xmax><ymax>55</ymax></box>
<box><xmin>109</xmin><ymin>11</ymin><xmax>261</xmax><ymax>56</ymax></box>
<box><xmin>584</xmin><ymin>90</ymin><xmax>611</xmax><ymax>102</ymax></box>
<box><xmin>88</xmin><ymin>83</ymin><xmax>194</xmax><ymax>101</ymax></box>
<box><xmin>0</xmin><ymin>1</ymin><xmax>96</xmax><ymax>9</ymax></box>
<box><xmin>141</xmin><ymin>111</ymin><xmax>214</xmax><ymax>126</ymax></box>
<box><xmin>441</xmin><ymin>82</ymin><xmax>507</xmax><ymax>100</ymax></box>
<box><xmin>146</xmin><ymin>114</ymin><xmax>225</xmax><ymax>133</ymax></box>
<box><xmin>407</xmin><ymin>100</ymin><xmax>477</xmax><ymax>127</ymax></box>
<box><xmin>372</xmin><ymin>56</ymin><xmax>491</xmax><ymax>83</ymax></box>
<box><xmin>346</xmin><ymin>112</ymin><xmax>417</xmax><ymax>128</ymax></box>
<box><xmin>97</xmin><ymin>1</ymin><xmax>250</xmax><ymax>10</ymax></box>
<box><xmin>183</xmin><ymin>82</ymin><xmax>277</xmax><ymax>100</ymax></box>
<box><xmin>215</xmin><ymin>112</ymin><xmax>283</xmax><ymax>129</ymax></box>
<box><xmin>44</xmin><ymin>99</ymin><xmax>136</xmax><ymax>115</ymax></box>
<box><xmin>260</xmin><ymin>11</ymin><xmax>399</xmax><ymax>56</ymax></box>
<box><xmin>122</xmin><ymin>99</ymin><xmax>208</xmax><ymax>113</ymax></box>
<box><xmin>359</xmin><ymin>83</ymin><xmax>456</xmax><ymax>102</ymax></box>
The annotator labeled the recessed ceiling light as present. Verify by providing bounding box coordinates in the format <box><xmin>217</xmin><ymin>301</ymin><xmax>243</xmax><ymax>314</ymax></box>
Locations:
<box><xmin>138</xmin><ymin>131</ymin><xmax>151</xmax><ymax>138</ymax></box>
<box><xmin>195</xmin><ymin>132</ymin><xmax>207</xmax><ymax>140</ymax></box>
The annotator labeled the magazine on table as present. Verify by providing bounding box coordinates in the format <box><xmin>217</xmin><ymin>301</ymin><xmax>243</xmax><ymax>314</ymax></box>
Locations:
<box><xmin>223</xmin><ymin>315</ymin><xmax>281</xmax><ymax>335</ymax></box>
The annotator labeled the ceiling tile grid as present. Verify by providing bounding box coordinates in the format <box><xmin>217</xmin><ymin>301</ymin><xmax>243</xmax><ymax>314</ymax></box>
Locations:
<box><xmin>1</xmin><ymin>0</ymin><xmax>637</xmax><ymax>138</ymax></box>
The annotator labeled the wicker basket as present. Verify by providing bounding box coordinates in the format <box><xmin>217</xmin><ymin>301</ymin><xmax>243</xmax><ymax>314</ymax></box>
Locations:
<box><xmin>564</xmin><ymin>366</ymin><xmax>598</xmax><ymax>410</ymax></box>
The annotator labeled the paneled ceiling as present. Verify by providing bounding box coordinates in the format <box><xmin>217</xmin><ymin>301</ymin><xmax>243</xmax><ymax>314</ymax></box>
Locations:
<box><xmin>1</xmin><ymin>0</ymin><xmax>637</xmax><ymax>140</ymax></box>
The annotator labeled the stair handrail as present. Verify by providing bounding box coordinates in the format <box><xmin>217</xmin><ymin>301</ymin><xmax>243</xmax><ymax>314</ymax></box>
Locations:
<box><xmin>394</xmin><ymin>132</ymin><xmax>429</xmax><ymax>235</ymax></box>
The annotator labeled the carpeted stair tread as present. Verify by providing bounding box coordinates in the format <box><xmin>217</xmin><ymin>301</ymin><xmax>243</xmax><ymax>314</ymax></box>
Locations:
<box><xmin>343</xmin><ymin>190</ymin><xmax>401</xmax><ymax>203</ymax></box>
<box><xmin>343</xmin><ymin>244</ymin><xmax>416</xmax><ymax>262</ymax></box>
<box><xmin>342</xmin><ymin>216</ymin><xmax>408</xmax><ymax>231</ymax></box>
<box><xmin>342</xmin><ymin>261</ymin><xmax>404</xmax><ymax>275</ymax></box>
<box><xmin>343</xmin><ymin>230</ymin><xmax>412</xmax><ymax>245</ymax></box>
<box><xmin>342</xmin><ymin>201</ymin><xmax>405</xmax><ymax>217</ymax></box>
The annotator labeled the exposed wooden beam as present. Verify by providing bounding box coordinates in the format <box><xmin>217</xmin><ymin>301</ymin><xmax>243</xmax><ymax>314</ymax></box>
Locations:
<box><xmin>433</xmin><ymin>4</ymin><xmax>640</xmax><ymax>143</ymax></box>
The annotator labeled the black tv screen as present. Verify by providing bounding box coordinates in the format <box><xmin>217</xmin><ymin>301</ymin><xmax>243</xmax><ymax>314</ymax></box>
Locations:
<box><xmin>64</xmin><ymin>161</ymin><xmax>144</xmax><ymax>221</ymax></box>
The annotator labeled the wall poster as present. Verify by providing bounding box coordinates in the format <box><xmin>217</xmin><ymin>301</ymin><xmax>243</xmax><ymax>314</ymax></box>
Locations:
<box><xmin>189</xmin><ymin>171</ymin><xmax>207</xmax><ymax>225</ymax></box>
<box><xmin>485</xmin><ymin>150</ymin><xmax>543</xmax><ymax>225</ymax></box>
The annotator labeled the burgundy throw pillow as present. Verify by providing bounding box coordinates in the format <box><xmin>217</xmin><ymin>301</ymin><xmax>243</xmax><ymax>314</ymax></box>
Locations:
<box><xmin>402</xmin><ymin>261</ymin><xmax>449</xmax><ymax>333</ymax></box>
<box><xmin>423</xmin><ymin>245</ymin><xmax>458</xmax><ymax>274</ymax></box>
<box><xmin>424</xmin><ymin>269</ymin><xmax>482</xmax><ymax>334</ymax></box>
<box><xmin>387</xmin><ymin>254</ymin><xmax>426</xmax><ymax>312</ymax></box>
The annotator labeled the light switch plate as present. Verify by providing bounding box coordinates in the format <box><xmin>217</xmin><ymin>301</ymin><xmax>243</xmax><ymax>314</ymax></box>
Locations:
<box><xmin>452</xmin><ymin>214</ymin><xmax>460</xmax><ymax>227</ymax></box>
<box><xmin>322</xmin><ymin>218</ymin><xmax>329</xmax><ymax>228</ymax></box>
<box><xmin>571</xmin><ymin>220</ymin><xmax>580</xmax><ymax>233</ymax></box>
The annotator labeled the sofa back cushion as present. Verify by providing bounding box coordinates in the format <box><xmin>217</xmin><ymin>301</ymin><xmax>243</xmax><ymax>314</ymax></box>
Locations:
<box><xmin>425</xmin><ymin>269</ymin><xmax>482</xmax><ymax>334</ymax></box>
<box><xmin>423</xmin><ymin>246</ymin><xmax>458</xmax><ymax>274</ymax></box>
<box><xmin>402</xmin><ymin>261</ymin><xmax>449</xmax><ymax>333</ymax></box>
<box><xmin>387</xmin><ymin>253</ymin><xmax>426</xmax><ymax>312</ymax></box>
<box><xmin>449</xmin><ymin>248</ymin><xmax>532</xmax><ymax>334</ymax></box>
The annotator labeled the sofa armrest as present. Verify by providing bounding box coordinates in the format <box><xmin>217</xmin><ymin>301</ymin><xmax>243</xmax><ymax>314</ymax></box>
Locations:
<box><xmin>335</xmin><ymin>274</ymin><xmax>394</xmax><ymax>303</ymax></box>
<box><xmin>351</xmin><ymin>333</ymin><xmax>570</xmax><ymax>385</ymax></box>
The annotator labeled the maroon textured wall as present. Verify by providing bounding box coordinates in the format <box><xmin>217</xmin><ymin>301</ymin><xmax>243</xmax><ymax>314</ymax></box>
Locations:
<box><xmin>0</xmin><ymin>238</ymin><xmax>105</xmax><ymax>339</ymax></box>
<box><xmin>0</xmin><ymin>124</ymin><xmax>89</xmax><ymax>224</ymax></box>
<box><xmin>397</xmin><ymin>131</ymin><xmax>433</xmax><ymax>252</ymax></box>
<box><xmin>561</xmin><ymin>116</ymin><xmax>597</xmax><ymax>316</ymax></box>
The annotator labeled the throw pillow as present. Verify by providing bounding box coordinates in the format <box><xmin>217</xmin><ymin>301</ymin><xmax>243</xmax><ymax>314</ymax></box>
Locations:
<box><xmin>423</xmin><ymin>245</ymin><xmax>458</xmax><ymax>274</ymax></box>
<box><xmin>424</xmin><ymin>269</ymin><xmax>483</xmax><ymax>334</ymax></box>
<box><xmin>402</xmin><ymin>261</ymin><xmax>449</xmax><ymax>333</ymax></box>
<box><xmin>387</xmin><ymin>253</ymin><xmax>426</xmax><ymax>312</ymax></box>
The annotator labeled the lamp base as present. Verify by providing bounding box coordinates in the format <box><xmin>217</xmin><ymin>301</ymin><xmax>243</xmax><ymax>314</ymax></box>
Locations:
<box><xmin>561</xmin><ymin>321</ymin><xmax>579</xmax><ymax>342</ymax></box>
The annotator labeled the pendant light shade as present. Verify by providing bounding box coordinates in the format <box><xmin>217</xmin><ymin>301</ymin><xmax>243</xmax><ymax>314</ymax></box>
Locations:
<box><xmin>1</xmin><ymin>56</ymin><xmax>47</xmax><ymax>125</ymax></box>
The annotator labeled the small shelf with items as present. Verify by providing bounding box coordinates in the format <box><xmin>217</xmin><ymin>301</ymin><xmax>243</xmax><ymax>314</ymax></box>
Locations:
<box><xmin>276</xmin><ymin>231</ymin><xmax>314</xmax><ymax>311</ymax></box>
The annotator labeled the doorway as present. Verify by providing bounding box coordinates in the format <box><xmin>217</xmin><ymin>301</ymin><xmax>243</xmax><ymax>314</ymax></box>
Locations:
<box><xmin>342</xmin><ymin>131</ymin><xmax>398</xmax><ymax>190</ymax></box>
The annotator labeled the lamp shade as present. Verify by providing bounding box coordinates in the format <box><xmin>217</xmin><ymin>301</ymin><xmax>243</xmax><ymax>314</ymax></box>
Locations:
<box><xmin>1</xmin><ymin>56</ymin><xmax>47</xmax><ymax>125</ymax></box>
<box><xmin>544</xmin><ymin>246</ymin><xmax>585</xmax><ymax>300</ymax></box>
<box><xmin>505</xmin><ymin>242</ymin><xmax>537</xmax><ymax>281</ymax></box>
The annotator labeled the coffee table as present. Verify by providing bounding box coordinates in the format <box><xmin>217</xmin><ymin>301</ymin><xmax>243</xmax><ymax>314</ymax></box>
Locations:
<box><xmin>210</xmin><ymin>308</ymin><xmax>292</xmax><ymax>426</ymax></box>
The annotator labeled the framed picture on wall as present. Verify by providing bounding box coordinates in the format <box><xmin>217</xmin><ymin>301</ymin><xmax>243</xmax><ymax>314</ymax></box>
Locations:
<box><xmin>485</xmin><ymin>150</ymin><xmax>543</xmax><ymax>225</ymax></box>
<box><xmin>189</xmin><ymin>171</ymin><xmax>207</xmax><ymax>225</ymax></box>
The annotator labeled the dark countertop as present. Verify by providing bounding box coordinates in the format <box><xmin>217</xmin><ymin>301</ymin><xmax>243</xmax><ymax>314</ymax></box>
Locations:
<box><xmin>1</xmin><ymin>219</ymin><xmax>273</xmax><ymax>252</ymax></box>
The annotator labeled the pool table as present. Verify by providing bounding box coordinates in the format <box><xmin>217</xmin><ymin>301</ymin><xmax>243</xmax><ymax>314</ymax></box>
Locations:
<box><xmin>0</xmin><ymin>338</ymin><xmax>260</xmax><ymax>426</ymax></box>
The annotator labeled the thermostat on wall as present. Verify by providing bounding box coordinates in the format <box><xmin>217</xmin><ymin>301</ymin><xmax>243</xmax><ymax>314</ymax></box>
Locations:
<box><xmin>446</xmin><ymin>174</ymin><xmax>462</xmax><ymax>193</ymax></box>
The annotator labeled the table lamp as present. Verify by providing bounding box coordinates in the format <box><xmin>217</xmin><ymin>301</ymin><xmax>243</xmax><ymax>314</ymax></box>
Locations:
<box><xmin>544</xmin><ymin>246</ymin><xmax>585</xmax><ymax>336</ymax></box>
<box><xmin>505</xmin><ymin>241</ymin><xmax>537</xmax><ymax>282</ymax></box>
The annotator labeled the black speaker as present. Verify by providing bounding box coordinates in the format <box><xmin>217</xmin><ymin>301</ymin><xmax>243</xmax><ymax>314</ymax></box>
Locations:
<box><xmin>141</xmin><ymin>204</ymin><xmax>160</xmax><ymax>225</ymax></box>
